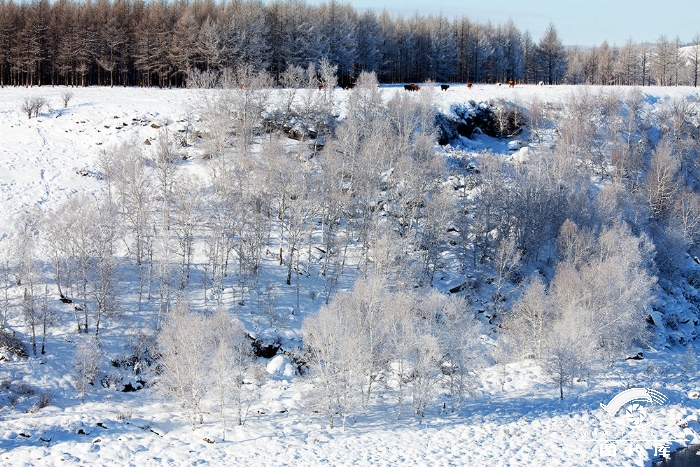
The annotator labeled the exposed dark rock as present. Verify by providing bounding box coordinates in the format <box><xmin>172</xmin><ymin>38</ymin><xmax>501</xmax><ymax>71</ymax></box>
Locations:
<box><xmin>435</xmin><ymin>101</ymin><xmax>524</xmax><ymax>145</ymax></box>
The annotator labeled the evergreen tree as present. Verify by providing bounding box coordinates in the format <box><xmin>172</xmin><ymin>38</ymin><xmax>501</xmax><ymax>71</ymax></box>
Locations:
<box><xmin>537</xmin><ymin>22</ymin><xmax>566</xmax><ymax>85</ymax></box>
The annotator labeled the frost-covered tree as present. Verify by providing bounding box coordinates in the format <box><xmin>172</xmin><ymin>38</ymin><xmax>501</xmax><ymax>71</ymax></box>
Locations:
<box><xmin>554</xmin><ymin>221</ymin><xmax>656</xmax><ymax>363</ymax></box>
<box><xmin>109</xmin><ymin>142</ymin><xmax>154</xmax><ymax>309</ymax></box>
<box><xmin>543</xmin><ymin>328</ymin><xmax>583</xmax><ymax>400</ymax></box>
<box><xmin>652</xmin><ymin>35</ymin><xmax>675</xmax><ymax>86</ymax></box>
<box><xmin>209</xmin><ymin>308</ymin><xmax>258</xmax><ymax>438</ymax></box>
<box><xmin>349</xmin><ymin>276</ymin><xmax>391</xmax><ymax>405</ymax></box>
<box><xmin>690</xmin><ymin>33</ymin><xmax>700</xmax><ymax>88</ymax></box>
<box><xmin>61</xmin><ymin>194</ymin><xmax>98</xmax><ymax>333</ymax></box>
<box><xmin>407</xmin><ymin>324</ymin><xmax>441</xmax><ymax>421</ymax></box>
<box><xmin>418</xmin><ymin>190</ymin><xmax>454</xmax><ymax>285</ymax></box>
<box><xmin>674</xmin><ymin>188</ymin><xmax>700</xmax><ymax>249</ymax></box>
<box><xmin>355</xmin><ymin>10</ymin><xmax>381</xmax><ymax>74</ymax></box>
<box><xmin>645</xmin><ymin>138</ymin><xmax>680</xmax><ymax>220</ymax></box>
<box><xmin>557</xmin><ymin>219</ymin><xmax>595</xmax><ymax>268</ymax></box>
<box><xmin>157</xmin><ymin>303</ymin><xmax>211</xmax><ymax>429</ymax></box>
<box><xmin>169</xmin><ymin>9</ymin><xmax>199</xmax><ymax>86</ymax></box>
<box><xmin>224</xmin><ymin>65</ymin><xmax>273</xmax><ymax>151</ymax></box>
<box><xmin>508</xmin><ymin>219</ymin><xmax>656</xmax><ymax>390</ymax></box>
<box><xmin>38</xmin><ymin>286</ymin><xmax>55</xmax><ymax>355</ymax></box>
<box><xmin>439</xmin><ymin>294</ymin><xmax>482</xmax><ymax>415</ymax></box>
<box><xmin>683</xmin><ymin>344</ymin><xmax>697</xmax><ymax>376</ymax></box>
<box><xmin>270</xmin><ymin>0</ymin><xmax>324</xmax><ymax>73</ymax></box>
<box><xmin>491</xmin><ymin>237</ymin><xmax>522</xmax><ymax>317</ymax></box>
<box><xmin>220</xmin><ymin>0</ymin><xmax>270</xmax><ymax>72</ymax></box>
<box><xmin>89</xmin><ymin>200</ymin><xmax>120</xmax><ymax>336</ymax></box>
<box><xmin>536</xmin><ymin>22</ymin><xmax>566</xmax><ymax>84</ymax></box>
<box><xmin>505</xmin><ymin>274</ymin><xmax>552</xmax><ymax>361</ymax></box>
<box><xmin>616</xmin><ymin>38</ymin><xmax>640</xmax><ymax>85</ymax></box>
<box><xmin>0</xmin><ymin>243</ymin><xmax>11</xmax><ymax>329</ymax></box>
<box><xmin>14</xmin><ymin>210</ymin><xmax>42</xmax><ymax>354</ymax></box>
<box><xmin>171</xmin><ymin>176</ymin><xmax>204</xmax><ymax>289</ymax></box>
<box><xmin>346</xmin><ymin>70</ymin><xmax>383</xmax><ymax>130</ymax></box>
<box><xmin>197</xmin><ymin>16</ymin><xmax>222</xmax><ymax>73</ymax></box>
<box><xmin>427</xmin><ymin>15</ymin><xmax>457</xmax><ymax>81</ymax></box>
<box><xmin>319</xmin><ymin>0</ymin><xmax>357</xmax><ymax>84</ymax></box>
<box><xmin>382</xmin><ymin>292</ymin><xmax>414</xmax><ymax>420</ymax></box>
<box><xmin>73</xmin><ymin>334</ymin><xmax>103</xmax><ymax>402</ymax></box>
<box><xmin>302</xmin><ymin>296</ymin><xmax>367</xmax><ymax>430</ymax></box>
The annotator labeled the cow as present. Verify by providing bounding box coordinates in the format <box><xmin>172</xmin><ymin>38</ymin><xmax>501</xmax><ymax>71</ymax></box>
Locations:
<box><xmin>538</xmin><ymin>81</ymin><xmax>545</xmax><ymax>86</ymax></box>
<box><xmin>440</xmin><ymin>84</ymin><xmax>449</xmax><ymax>91</ymax></box>
<box><xmin>404</xmin><ymin>83</ymin><xmax>420</xmax><ymax>91</ymax></box>
<box><xmin>508</xmin><ymin>80</ymin><xmax>515</xmax><ymax>88</ymax></box>
<box><xmin>467</xmin><ymin>82</ymin><xmax>473</xmax><ymax>88</ymax></box>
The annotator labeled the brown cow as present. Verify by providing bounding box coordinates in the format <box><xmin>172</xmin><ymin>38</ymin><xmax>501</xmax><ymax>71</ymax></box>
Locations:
<box><xmin>404</xmin><ymin>83</ymin><xmax>420</xmax><ymax>91</ymax></box>
<box><xmin>508</xmin><ymin>80</ymin><xmax>515</xmax><ymax>88</ymax></box>
<box><xmin>467</xmin><ymin>82</ymin><xmax>473</xmax><ymax>88</ymax></box>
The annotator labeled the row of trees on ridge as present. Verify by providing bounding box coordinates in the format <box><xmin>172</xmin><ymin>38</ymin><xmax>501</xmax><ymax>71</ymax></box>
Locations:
<box><xmin>1</xmin><ymin>0</ymin><xmax>698</xmax><ymax>87</ymax></box>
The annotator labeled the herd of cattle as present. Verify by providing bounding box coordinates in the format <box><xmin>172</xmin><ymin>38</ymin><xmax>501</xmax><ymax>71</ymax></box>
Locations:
<box><xmin>402</xmin><ymin>80</ymin><xmax>546</xmax><ymax>91</ymax></box>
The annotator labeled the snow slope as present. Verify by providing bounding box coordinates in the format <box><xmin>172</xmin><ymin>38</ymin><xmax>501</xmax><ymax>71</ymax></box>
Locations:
<box><xmin>1</xmin><ymin>84</ymin><xmax>700</xmax><ymax>466</ymax></box>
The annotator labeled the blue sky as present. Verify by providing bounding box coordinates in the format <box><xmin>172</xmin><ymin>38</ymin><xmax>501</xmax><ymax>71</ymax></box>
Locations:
<box><xmin>310</xmin><ymin>0</ymin><xmax>699</xmax><ymax>46</ymax></box>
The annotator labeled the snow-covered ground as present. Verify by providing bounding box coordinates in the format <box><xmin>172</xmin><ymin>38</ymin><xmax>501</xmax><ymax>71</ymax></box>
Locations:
<box><xmin>1</xmin><ymin>83</ymin><xmax>700</xmax><ymax>466</ymax></box>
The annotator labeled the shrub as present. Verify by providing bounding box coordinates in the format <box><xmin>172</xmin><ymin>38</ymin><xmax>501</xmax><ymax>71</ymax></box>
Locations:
<box><xmin>14</xmin><ymin>382</ymin><xmax>36</xmax><ymax>397</ymax></box>
<box><xmin>19</xmin><ymin>96</ymin><xmax>48</xmax><ymax>119</ymax></box>
<box><xmin>20</xmin><ymin>98</ymin><xmax>33</xmax><ymax>119</ymax></box>
<box><xmin>61</xmin><ymin>91</ymin><xmax>73</xmax><ymax>108</ymax></box>
<box><xmin>37</xmin><ymin>392</ymin><xmax>53</xmax><ymax>409</ymax></box>
<box><xmin>27</xmin><ymin>393</ymin><xmax>52</xmax><ymax>413</ymax></box>
<box><xmin>116</xmin><ymin>408</ymin><xmax>133</xmax><ymax>421</ymax></box>
<box><xmin>0</xmin><ymin>329</ymin><xmax>28</xmax><ymax>359</ymax></box>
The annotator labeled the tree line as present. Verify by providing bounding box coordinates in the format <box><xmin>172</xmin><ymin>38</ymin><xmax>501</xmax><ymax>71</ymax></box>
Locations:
<box><xmin>2</xmin><ymin>0</ymin><xmax>697</xmax><ymax>88</ymax></box>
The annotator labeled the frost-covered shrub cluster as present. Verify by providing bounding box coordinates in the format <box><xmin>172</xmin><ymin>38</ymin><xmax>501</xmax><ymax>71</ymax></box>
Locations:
<box><xmin>157</xmin><ymin>305</ymin><xmax>262</xmax><ymax>438</ymax></box>
<box><xmin>303</xmin><ymin>278</ymin><xmax>483</xmax><ymax>428</ymax></box>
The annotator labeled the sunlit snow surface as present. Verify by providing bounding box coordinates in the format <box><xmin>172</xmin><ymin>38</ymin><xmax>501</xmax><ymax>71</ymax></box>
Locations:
<box><xmin>1</xmin><ymin>84</ymin><xmax>700</xmax><ymax>466</ymax></box>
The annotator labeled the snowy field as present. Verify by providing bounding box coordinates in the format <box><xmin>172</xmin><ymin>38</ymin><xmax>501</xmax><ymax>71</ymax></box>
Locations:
<box><xmin>1</xmin><ymin>83</ymin><xmax>700</xmax><ymax>466</ymax></box>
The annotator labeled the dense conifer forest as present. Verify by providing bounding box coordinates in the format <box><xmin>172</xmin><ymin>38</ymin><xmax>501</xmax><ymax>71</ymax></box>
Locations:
<box><xmin>0</xmin><ymin>0</ymin><xmax>698</xmax><ymax>88</ymax></box>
